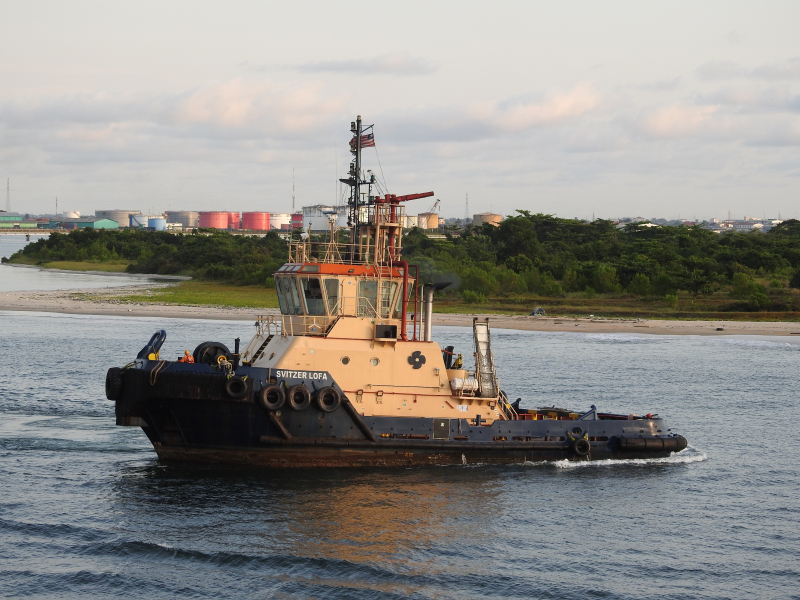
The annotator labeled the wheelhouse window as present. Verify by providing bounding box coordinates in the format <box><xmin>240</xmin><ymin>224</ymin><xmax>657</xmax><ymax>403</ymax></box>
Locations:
<box><xmin>394</xmin><ymin>281</ymin><xmax>414</xmax><ymax>318</ymax></box>
<box><xmin>380</xmin><ymin>280</ymin><xmax>399</xmax><ymax>318</ymax></box>
<box><xmin>357</xmin><ymin>280</ymin><xmax>378</xmax><ymax>317</ymax></box>
<box><xmin>299</xmin><ymin>277</ymin><xmax>326</xmax><ymax>316</ymax></box>
<box><xmin>277</xmin><ymin>276</ymin><xmax>304</xmax><ymax>315</ymax></box>
<box><xmin>324</xmin><ymin>279</ymin><xmax>339</xmax><ymax>315</ymax></box>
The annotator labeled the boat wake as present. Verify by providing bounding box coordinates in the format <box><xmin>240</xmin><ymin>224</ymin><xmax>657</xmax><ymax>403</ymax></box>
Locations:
<box><xmin>546</xmin><ymin>446</ymin><xmax>707</xmax><ymax>469</ymax></box>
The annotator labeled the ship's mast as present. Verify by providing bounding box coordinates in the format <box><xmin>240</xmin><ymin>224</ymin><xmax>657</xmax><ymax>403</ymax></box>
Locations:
<box><xmin>349</xmin><ymin>116</ymin><xmax>362</xmax><ymax>248</ymax></box>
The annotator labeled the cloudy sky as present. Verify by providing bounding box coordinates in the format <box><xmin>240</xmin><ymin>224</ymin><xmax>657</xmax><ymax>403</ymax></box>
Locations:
<box><xmin>3</xmin><ymin>0</ymin><xmax>800</xmax><ymax>220</ymax></box>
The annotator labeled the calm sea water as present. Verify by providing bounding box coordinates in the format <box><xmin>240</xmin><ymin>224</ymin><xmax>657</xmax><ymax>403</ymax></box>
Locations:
<box><xmin>1</xmin><ymin>307</ymin><xmax>798</xmax><ymax>599</ymax></box>
<box><xmin>0</xmin><ymin>234</ymin><xmax>164</xmax><ymax>292</ymax></box>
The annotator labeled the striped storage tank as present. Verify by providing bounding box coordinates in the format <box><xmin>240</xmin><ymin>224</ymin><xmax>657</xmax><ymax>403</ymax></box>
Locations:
<box><xmin>228</xmin><ymin>212</ymin><xmax>240</xmax><ymax>230</ymax></box>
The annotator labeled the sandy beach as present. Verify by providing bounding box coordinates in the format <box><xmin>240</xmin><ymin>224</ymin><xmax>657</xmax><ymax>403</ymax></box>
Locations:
<box><xmin>2</xmin><ymin>284</ymin><xmax>800</xmax><ymax>336</ymax></box>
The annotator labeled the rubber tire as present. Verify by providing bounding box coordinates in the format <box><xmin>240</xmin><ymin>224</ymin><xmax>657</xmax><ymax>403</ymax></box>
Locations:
<box><xmin>257</xmin><ymin>384</ymin><xmax>285</xmax><ymax>411</ymax></box>
<box><xmin>224</xmin><ymin>376</ymin><xmax>248</xmax><ymax>399</ymax></box>
<box><xmin>105</xmin><ymin>367</ymin><xmax>123</xmax><ymax>401</ymax></box>
<box><xmin>287</xmin><ymin>385</ymin><xmax>311</xmax><ymax>411</ymax></box>
<box><xmin>193</xmin><ymin>341</ymin><xmax>231</xmax><ymax>365</ymax></box>
<box><xmin>315</xmin><ymin>387</ymin><xmax>341</xmax><ymax>413</ymax></box>
<box><xmin>573</xmin><ymin>438</ymin><xmax>591</xmax><ymax>456</ymax></box>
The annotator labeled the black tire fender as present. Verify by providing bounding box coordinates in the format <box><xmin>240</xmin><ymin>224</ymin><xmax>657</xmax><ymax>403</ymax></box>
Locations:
<box><xmin>315</xmin><ymin>387</ymin><xmax>341</xmax><ymax>413</ymax></box>
<box><xmin>287</xmin><ymin>385</ymin><xmax>311</xmax><ymax>411</ymax></box>
<box><xmin>224</xmin><ymin>376</ymin><xmax>248</xmax><ymax>399</ymax></box>
<box><xmin>257</xmin><ymin>384</ymin><xmax>286</xmax><ymax>411</ymax></box>
<box><xmin>105</xmin><ymin>367</ymin><xmax>124</xmax><ymax>401</ymax></box>
<box><xmin>573</xmin><ymin>437</ymin><xmax>591</xmax><ymax>456</ymax></box>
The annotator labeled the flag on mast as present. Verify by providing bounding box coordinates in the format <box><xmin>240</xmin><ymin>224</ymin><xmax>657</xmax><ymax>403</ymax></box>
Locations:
<box><xmin>349</xmin><ymin>133</ymin><xmax>375</xmax><ymax>150</ymax></box>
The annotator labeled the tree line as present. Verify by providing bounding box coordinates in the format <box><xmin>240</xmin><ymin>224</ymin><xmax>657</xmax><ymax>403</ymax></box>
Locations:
<box><xmin>402</xmin><ymin>212</ymin><xmax>800</xmax><ymax>311</ymax></box>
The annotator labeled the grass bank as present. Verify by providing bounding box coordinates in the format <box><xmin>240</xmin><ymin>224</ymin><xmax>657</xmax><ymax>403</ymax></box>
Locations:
<box><xmin>121</xmin><ymin>281</ymin><xmax>279</xmax><ymax>309</ymax></box>
<box><xmin>43</xmin><ymin>260</ymin><xmax>132</xmax><ymax>272</ymax></box>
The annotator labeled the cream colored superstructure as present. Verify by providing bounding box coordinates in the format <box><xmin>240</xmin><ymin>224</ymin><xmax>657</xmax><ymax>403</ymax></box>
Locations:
<box><xmin>242</xmin><ymin>271</ymin><xmax>507</xmax><ymax>424</ymax></box>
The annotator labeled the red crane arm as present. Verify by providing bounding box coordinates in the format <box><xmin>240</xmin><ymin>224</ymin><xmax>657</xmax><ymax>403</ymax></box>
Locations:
<box><xmin>383</xmin><ymin>191</ymin><xmax>434</xmax><ymax>203</ymax></box>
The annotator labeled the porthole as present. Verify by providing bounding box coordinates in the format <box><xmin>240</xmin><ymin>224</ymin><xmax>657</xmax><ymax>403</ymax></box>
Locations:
<box><xmin>341</xmin><ymin>356</ymin><xmax>350</xmax><ymax>365</ymax></box>
<box><xmin>371</xmin><ymin>357</ymin><xmax>380</xmax><ymax>366</ymax></box>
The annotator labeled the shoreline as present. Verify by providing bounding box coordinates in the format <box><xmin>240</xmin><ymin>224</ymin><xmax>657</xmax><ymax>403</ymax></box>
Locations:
<box><xmin>1</xmin><ymin>262</ymin><xmax>191</xmax><ymax>280</ymax></box>
<box><xmin>2</xmin><ymin>286</ymin><xmax>800</xmax><ymax>336</ymax></box>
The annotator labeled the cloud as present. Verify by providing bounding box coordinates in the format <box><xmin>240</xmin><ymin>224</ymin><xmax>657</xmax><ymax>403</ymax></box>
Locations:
<box><xmin>382</xmin><ymin>83</ymin><xmax>602</xmax><ymax>142</ymax></box>
<box><xmin>697</xmin><ymin>57</ymin><xmax>800</xmax><ymax>81</ymax></box>
<box><xmin>695</xmin><ymin>60</ymin><xmax>747</xmax><ymax>81</ymax></box>
<box><xmin>296</xmin><ymin>53</ymin><xmax>437</xmax><ymax>76</ymax></box>
<box><xmin>639</xmin><ymin>104</ymin><xmax>718</xmax><ymax>138</ymax></box>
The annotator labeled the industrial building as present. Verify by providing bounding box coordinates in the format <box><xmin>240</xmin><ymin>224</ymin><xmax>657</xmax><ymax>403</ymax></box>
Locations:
<box><xmin>96</xmin><ymin>210</ymin><xmax>140</xmax><ymax>227</ymax></box>
<box><xmin>52</xmin><ymin>217</ymin><xmax>119</xmax><ymax>230</ymax></box>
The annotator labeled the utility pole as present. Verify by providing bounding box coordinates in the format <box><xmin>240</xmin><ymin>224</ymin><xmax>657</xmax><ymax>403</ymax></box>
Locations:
<box><xmin>292</xmin><ymin>167</ymin><xmax>295</xmax><ymax>213</ymax></box>
<box><xmin>56</xmin><ymin>197</ymin><xmax>58</xmax><ymax>216</ymax></box>
<box><xmin>465</xmin><ymin>192</ymin><xmax>469</xmax><ymax>223</ymax></box>
<box><xmin>5</xmin><ymin>179</ymin><xmax>9</xmax><ymax>212</ymax></box>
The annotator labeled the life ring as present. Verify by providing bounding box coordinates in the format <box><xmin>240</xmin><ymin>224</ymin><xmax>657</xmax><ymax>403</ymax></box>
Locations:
<box><xmin>105</xmin><ymin>367</ymin><xmax>123</xmax><ymax>401</ymax></box>
<box><xmin>224</xmin><ymin>376</ymin><xmax>248</xmax><ymax>399</ymax></box>
<box><xmin>287</xmin><ymin>385</ymin><xmax>311</xmax><ymax>411</ymax></box>
<box><xmin>315</xmin><ymin>387</ymin><xmax>341</xmax><ymax>413</ymax></box>
<box><xmin>257</xmin><ymin>384</ymin><xmax>285</xmax><ymax>411</ymax></box>
<box><xmin>573</xmin><ymin>437</ymin><xmax>591</xmax><ymax>456</ymax></box>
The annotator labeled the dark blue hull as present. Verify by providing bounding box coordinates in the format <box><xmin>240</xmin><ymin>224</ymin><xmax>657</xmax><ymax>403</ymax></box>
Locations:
<box><xmin>112</xmin><ymin>361</ymin><xmax>688</xmax><ymax>467</ymax></box>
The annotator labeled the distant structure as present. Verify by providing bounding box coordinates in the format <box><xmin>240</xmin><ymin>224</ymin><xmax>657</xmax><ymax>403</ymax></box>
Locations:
<box><xmin>417</xmin><ymin>212</ymin><xmax>439</xmax><ymax>229</ymax></box>
<box><xmin>148</xmin><ymin>217</ymin><xmax>167</xmax><ymax>231</ymax></box>
<box><xmin>5</xmin><ymin>179</ymin><xmax>9</xmax><ymax>213</ymax></box>
<box><xmin>63</xmin><ymin>210</ymin><xmax>80</xmax><ymax>219</ymax></box>
<box><xmin>301</xmin><ymin>205</ymin><xmax>347</xmax><ymax>232</ymax></box>
<box><xmin>198</xmin><ymin>211</ymin><xmax>230</xmax><ymax>229</ymax></box>
<box><xmin>53</xmin><ymin>217</ymin><xmax>119</xmax><ymax>230</ymax></box>
<box><xmin>241</xmin><ymin>212</ymin><xmax>270</xmax><ymax>231</ymax></box>
<box><xmin>164</xmin><ymin>211</ymin><xmax>199</xmax><ymax>228</ymax></box>
<box><xmin>97</xmin><ymin>210</ymin><xmax>141</xmax><ymax>228</ymax></box>
<box><xmin>270</xmin><ymin>213</ymin><xmax>291</xmax><ymax>230</ymax></box>
<box><xmin>130</xmin><ymin>214</ymin><xmax>162</xmax><ymax>228</ymax></box>
<box><xmin>473</xmin><ymin>212</ymin><xmax>502</xmax><ymax>227</ymax></box>
<box><xmin>464</xmin><ymin>193</ymin><xmax>469</xmax><ymax>221</ymax></box>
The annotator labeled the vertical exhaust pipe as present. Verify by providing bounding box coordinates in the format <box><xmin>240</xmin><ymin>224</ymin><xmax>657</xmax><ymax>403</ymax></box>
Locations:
<box><xmin>423</xmin><ymin>286</ymin><xmax>434</xmax><ymax>342</ymax></box>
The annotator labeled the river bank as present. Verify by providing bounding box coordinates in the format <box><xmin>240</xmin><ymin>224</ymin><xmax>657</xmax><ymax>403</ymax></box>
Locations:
<box><xmin>3</xmin><ymin>285</ymin><xmax>800</xmax><ymax>335</ymax></box>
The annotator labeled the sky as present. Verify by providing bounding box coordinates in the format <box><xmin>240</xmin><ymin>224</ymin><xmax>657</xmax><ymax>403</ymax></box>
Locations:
<box><xmin>2</xmin><ymin>0</ymin><xmax>800</xmax><ymax>221</ymax></box>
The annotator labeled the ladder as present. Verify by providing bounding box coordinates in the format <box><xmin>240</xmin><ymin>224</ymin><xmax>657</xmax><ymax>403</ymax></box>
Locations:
<box><xmin>473</xmin><ymin>318</ymin><xmax>498</xmax><ymax>398</ymax></box>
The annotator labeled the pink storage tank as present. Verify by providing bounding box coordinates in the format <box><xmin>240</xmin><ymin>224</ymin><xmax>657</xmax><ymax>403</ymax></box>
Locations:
<box><xmin>241</xmin><ymin>212</ymin><xmax>270</xmax><ymax>231</ymax></box>
<box><xmin>198</xmin><ymin>211</ymin><xmax>229</xmax><ymax>229</ymax></box>
<box><xmin>228</xmin><ymin>212</ymin><xmax>240</xmax><ymax>230</ymax></box>
<box><xmin>291</xmin><ymin>213</ymin><xmax>303</xmax><ymax>229</ymax></box>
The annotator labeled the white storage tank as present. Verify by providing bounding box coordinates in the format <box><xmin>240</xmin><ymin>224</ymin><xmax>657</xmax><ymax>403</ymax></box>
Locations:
<box><xmin>405</xmin><ymin>215</ymin><xmax>418</xmax><ymax>228</ymax></box>
<box><xmin>270</xmin><ymin>213</ymin><xmax>291</xmax><ymax>230</ymax></box>
<box><xmin>63</xmin><ymin>210</ymin><xmax>80</xmax><ymax>219</ymax></box>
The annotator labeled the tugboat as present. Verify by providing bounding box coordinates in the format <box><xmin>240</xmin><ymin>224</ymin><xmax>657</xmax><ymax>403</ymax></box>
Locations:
<box><xmin>106</xmin><ymin>116</ymin><xmax>688</xmax><ymax>466</ymax></box>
